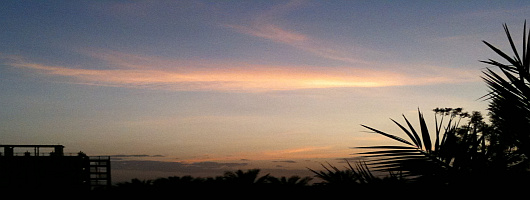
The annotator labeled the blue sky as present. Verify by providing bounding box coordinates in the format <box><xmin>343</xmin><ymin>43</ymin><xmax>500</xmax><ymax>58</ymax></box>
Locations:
<box><xmin>1</xmin><ymin>0</ymin><xmax>529</xmax><ymax>182</ymax></box>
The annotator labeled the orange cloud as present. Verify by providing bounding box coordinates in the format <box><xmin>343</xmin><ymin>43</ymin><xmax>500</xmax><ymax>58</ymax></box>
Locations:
<box><xmin>7</xmin><ymin>52</ymin><xmax>478</xmax><ymax>92</ymax></box>
<box><xmin>179</xmin><ymin>146</ymin><xmax>349</xmax><ymax>164</ymax></box>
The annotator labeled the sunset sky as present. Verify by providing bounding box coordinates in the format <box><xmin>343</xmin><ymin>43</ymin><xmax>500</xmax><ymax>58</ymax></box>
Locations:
<box><xmin>1</xmin><ymin>0</ymin><xmax>529</xmax><ymax>182</ymax></box>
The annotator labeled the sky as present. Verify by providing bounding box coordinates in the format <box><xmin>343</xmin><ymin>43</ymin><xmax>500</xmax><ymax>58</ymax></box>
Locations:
<box><xmin>1</xmin><ymin>0</ymin><xmax>529</xmax><ymax>182</ymax></box>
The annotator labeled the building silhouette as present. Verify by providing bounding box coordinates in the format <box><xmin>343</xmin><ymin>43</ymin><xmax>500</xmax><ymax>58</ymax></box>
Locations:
<box><xmin>0</xmin><ymin>145</ymin><xmax>111</xmax><ymax>192</ymax></box>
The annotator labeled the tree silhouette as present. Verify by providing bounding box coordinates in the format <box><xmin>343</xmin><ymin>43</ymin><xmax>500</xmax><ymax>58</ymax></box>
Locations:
<box><xmin>357</xmin><ymin>22</ymin><xmax>530</xmax><ymax>187</ymax></box>
<box><xmin>481</xmin><ymin>21</ymin><xmax>530</xmax><ymax>170</ymax></box>
<box><xmin>113</xmin><ymin>178</ymin><xmax>153</xmax><ymax>192</ymax></box>
<box><xmin>266</xmin><ymin>175</ymin><xmax>313</xmax><ymax>186</ymax></box>
<box><xmin>222</xmin><ymin>169</ymin><xmax>270</xmax><ymax>185</ymax></box>
<box><xmin>309</xmin><ymin>162</ymin><xmax>366</xmax><ymax>186</ymax></box>
<box><xmin>308</xmin><ymin>159</ymin><xmax>403</xmax><ymax>186</ymax></box>
<box><xmin>358</xmin><ymin>108</ymin><xmax>485</xmax><ymax>185</ymax></box>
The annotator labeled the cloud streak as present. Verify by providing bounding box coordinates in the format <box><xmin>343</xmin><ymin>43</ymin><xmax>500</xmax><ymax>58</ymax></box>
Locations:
<box><xmin>179</xmin><ymin>146</ymin><xmax>356</xmax><ymax>164</ymax></box>
<box><xmin>225</xmin><ymin>0</ymin><xmax>370</xmax><ymax>65</ymax></box>
<box><xmin>4</xmin><ymin>50</ymin><xmax>479</xmax><ymax>92</ymax></box>
<box><xmin>228</xmin><ymin>22</ymin><xmax>368</xmax><ymax>65</ymax></box>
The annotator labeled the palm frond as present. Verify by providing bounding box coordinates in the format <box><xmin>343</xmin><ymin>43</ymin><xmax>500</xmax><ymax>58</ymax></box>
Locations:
<box><xmin>481</xmin><ymin>21</ymin><xmax>530</xmax><ymax>158</ymax></box>
<box><xmin>357</xmin><ymin>108</ymin><xmax>483</xmax><ymax>183</ymax></box>
<box><xmin>390</xmin><ymin>118</ymin><xmax>421</xmax><ymax>148</ymax></box>
<box><xmin>360</xmin><ymin>124</ymin><xmax>414</xmax><ymax>146</ymax></box>
<box><xmin>418</xmin><ymin>110</ymin><xmax>432</xmax><ymax>153</ymax></box>
<box><xmin>402</xmin><ymin>114</ymin><xmax>423</xmax><ymax>149</ymax></box>
<box><xmin>308</xmin><ymin>159</ymin><xmax>389</xmax><ymax>185</ymax></box>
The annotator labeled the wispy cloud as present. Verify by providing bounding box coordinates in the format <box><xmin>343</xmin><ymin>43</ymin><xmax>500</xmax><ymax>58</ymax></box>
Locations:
<box><xmin>228</xmin><ymin>23</ymin><xmax>308</xmax><ymax>45</ymax></box>
<box><xmin>4</xmin><ymin>51</ymin><xmax>479</xmax><ymax>92</ymax></box>
<box><xmin>226</xmin><ymin>0</ymin><xmax>371</xmax><ymax>65</ymax></box>
<box><xmin>229</xmin><ymin>22</ymin><xmax>368</xmax><ymax>64</ymax></box>
<box><xmin>108</xmin><ymin>154</ymin><xmax>165</xmax><ymax>159</ymax></box>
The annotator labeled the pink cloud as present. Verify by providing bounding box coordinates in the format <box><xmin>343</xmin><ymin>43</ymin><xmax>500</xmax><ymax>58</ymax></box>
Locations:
<box><xmin>6</xmin><ymin>51</ymin><xmax>479</xmax><ymax>92</ymax></box>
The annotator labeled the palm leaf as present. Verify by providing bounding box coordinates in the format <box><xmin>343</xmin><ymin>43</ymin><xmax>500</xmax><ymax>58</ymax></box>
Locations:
<box><xmin>391</xmin><ymin>118</ymin><xmax>421</xmax><ymax>148</ymax></box>
<box><xmin>360</xmin><ymin>124</ymin><xmax>414</xmax><ymax>146</ymax></box>
<box><xmin>523</xmin><ymin>20</ymin><xmax>529</xmax><ymax>69</ymax></box>
<box><xmin>482</xmin><ymin>40</ymin><xmax>520</xmax><ymax>70</ymax></box>
<box><xmin>503</xmin><ymin>23</ymin><xmax>522</xmax><ymax>65</ymax></box>
<box><xmin>402</xmin><ymin>114</ymin><xmax>423</xmax><ymax>149</ymax></box>
<box><xmin>418</xmin><ymin>110</ymin><xmax>432</xmax><ymax>153</ymax></box>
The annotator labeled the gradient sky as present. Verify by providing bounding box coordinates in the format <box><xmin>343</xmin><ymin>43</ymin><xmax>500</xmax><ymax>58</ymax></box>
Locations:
<box><xmin>1</xmin><ymin>0</ymin><xmax>529</xmax><ymax>182</ymax></box>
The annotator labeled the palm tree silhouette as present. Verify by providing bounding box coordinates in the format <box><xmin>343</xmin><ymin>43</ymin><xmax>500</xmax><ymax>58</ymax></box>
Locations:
<box><xmin>222</xmin><ymin>169</ymin><xmax>270</xmax><ymax>185</ymax></box>
<box><xmin>309</xmin><ymin>159</ymin><xmax>386</xmax><ymax>185</ymax></box>
<box><xmin>266</xmin><ymin>175</ymin><xmax>312</xmax><ymax>186</ymax></box>
<box><xmin>481</xmin><ymin>21</ymin><xmax>530</xmax><ymax>166</ymax></box>
<box><xmin>358</xmin><ymin>108</ymin><xmax>491</xmax><ymax>185</ymax></box>
<box><xmin>357</xmin><ymin>22</ymin><xmax>530</xmax><ymax>187</ymax></box>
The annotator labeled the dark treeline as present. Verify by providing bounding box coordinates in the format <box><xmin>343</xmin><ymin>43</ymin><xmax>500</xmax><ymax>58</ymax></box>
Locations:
<box><xmin>96</xmin><ymin>166</ymin><xmax>416</xmax><ymax>196</ymax></box>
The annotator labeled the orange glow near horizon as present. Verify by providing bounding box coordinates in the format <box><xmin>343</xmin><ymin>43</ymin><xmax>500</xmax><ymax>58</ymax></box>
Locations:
<box><xmin>176</xmin><ymin>146</ymin><xmax>354</xmax><ymax>164</ymax></box>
